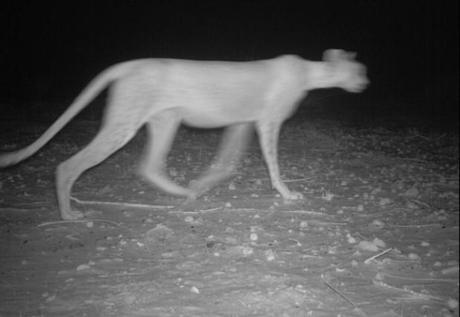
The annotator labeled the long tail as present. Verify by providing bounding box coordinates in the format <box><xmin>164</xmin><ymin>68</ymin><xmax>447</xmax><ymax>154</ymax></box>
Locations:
<box><xmin>0</xmin><ymin>61</ymin><xmax>137</xmax><ymax>167</ymax></box>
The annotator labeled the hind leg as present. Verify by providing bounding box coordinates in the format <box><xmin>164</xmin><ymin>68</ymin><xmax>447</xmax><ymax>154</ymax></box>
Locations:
<box><xmin>56</xmin><ymin>122</ymin><xmax>139</xmax><ymax>220</ymax></box>
<box><xmin>189</xmin><ymin>123</ymin><xmax>253</xmax><ymax>198</ymax></box>
<box><xmin>137</xmin><ymin>110</ymin><xmax>194</xmax><ymax>197</ymax></box>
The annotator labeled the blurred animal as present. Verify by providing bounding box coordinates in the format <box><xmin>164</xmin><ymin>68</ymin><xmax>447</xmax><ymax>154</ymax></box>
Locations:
<box><xmin>0</xmin><ymin>49</ymin><xmax>368</xmax><ymax>219</ymax></box>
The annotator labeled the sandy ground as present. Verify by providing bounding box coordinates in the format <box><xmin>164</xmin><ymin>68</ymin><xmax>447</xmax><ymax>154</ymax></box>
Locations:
<box><xmin>0</xmin><ymin>118</ymin><xmax>458</xmax><ymax>316</ymax></box>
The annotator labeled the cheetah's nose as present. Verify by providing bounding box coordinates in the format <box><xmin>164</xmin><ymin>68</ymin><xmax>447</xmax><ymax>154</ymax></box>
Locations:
<box><xmin>357</xmin><ymin>79</ymin><xmax>370</xmax><ymax>91</ymax></box>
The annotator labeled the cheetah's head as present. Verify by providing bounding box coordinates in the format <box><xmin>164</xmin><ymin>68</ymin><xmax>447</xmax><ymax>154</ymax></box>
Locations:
<box><xmin>323</xmin><ymin>49</ymin><xmax>369</xmax><ymax>93</ymax></box>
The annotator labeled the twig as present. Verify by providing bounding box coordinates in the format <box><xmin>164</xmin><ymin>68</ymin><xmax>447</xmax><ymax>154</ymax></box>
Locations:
<box><xmin>321</xmin><ymin>275</ymin><xmax>368</xmax><ymax>316</ymax></box>
<box><xmin>169</xmin><ymin>207</ymin><xmax>223</xmax><ymax>214</ymax></box>
<box><xmin>408</xmin><ymin>199</ymin><xmax>431</xmax><ymax>209</ymax></box>
<box><xmin>0</xmin><ymin>207</ymin><xmax>43</xmax><ymax>212</ymax></box>
<box><xmin>441</xmin><ymin>265</ymin><xmax>460</xmax><ymax>276</ymax></box>
<box><xmin>251</xmin><ymin>177</ymin><xmax>312</xmax><ymax>183</ymax></box>
<box><xmin>70</xmin><ymin>196</ymin><xmax>174</xmax><ymax>209</ymax></box>
<box><xmin>321</xmin><ymin>274</ymin><xmax>358</xmax><ymax>308</ymax></box>
<box><xmin>38</xmin><ymin>218</ymin><xmax>120</xmax><ymax>227</ymax></box>
<box><xmin>399</xmin><ymin>157</ymin><xmax>429</xmax><ymax>163</ymax></box>
<box><xmin>364</xmin><ymin>248</ymin><xmax>393</xmax><ymax>264</ymax></box>
<box><xmin>373</xmin><ymin>280</ymin><xmax>444</xmax><ymax>302</ymax></box>
<box><xmin>282</xmin><ymin>177</ymin><xmax>312</xmax><ymax>183</ymax></box>
<box><xmin>308</xmin><ymin>220</ymin><xmax>347</xmax><ymax>226</ymax></box>
<box><xmin>382</xmin><ymin>272</ymin><xmax>458</xmax><ymax>283</ymax></box>
<box><xmin>280</xmin><ymin>210</ymin><xmax>329</xmax><ymax>216</ymax></box>
<box><xmin>391</xmin><ymin>223</ymin><xmax>443</xmax><ymax>228</ymax></box>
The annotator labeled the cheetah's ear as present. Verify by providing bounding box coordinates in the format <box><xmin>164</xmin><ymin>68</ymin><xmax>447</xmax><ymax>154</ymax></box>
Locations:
<box><xmin>347</xmin><ymin>52</ymin><xmax>357</xmax><ymax>60</ymax></box>
<box><xmin>322</xmin><ymin>49</ymin><xmax>347</xmax><ymax>62</ymax></box>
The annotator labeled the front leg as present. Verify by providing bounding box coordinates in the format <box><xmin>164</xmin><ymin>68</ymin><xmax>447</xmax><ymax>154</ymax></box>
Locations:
<box><xmin>256</xmin><ymin>120</ymin><xmax>303</xmax><ymax>200</ymax></box>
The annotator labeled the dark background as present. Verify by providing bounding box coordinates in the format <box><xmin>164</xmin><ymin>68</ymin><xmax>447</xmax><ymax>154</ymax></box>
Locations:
<box><xmin>0</xmin><ymin>1</ymin><xmax>458</xmax><ymax>127</ymax></box>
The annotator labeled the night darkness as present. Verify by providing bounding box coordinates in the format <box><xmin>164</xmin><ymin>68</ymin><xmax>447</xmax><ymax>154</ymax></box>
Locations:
<box><xmin>0</xmin><ymin>2</ymin><xmax>459</xmax><ymax>315</ymax></box>
<box><xmin>0</xmin><ymin>1</ymin><xmax>458</xmax><ymax>126</ymax></box>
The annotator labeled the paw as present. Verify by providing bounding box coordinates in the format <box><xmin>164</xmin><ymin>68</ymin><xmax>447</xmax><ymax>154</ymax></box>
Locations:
<box><xmin>61</xmin><ymin>209</ymin><xmax>85</xmax><ymax>220</ymax></box>
<box><xmin>188</xmin><ymin>180</ymin><xmax>210</xmax><ymax>199</ymax></box>
<box><xmin>180</xmin><ymin>194</ymin><xmax>199</xmax><ymax>208</ymax></box>
<box><xmin>283</xmin><ymin>191</ymin><xmax>304</xmax><ymax>200</ymax></box>
<box><xmin>188</xmin><ymin>179</ymin><xmax>200</xmax><ymax>191</ymax></box>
